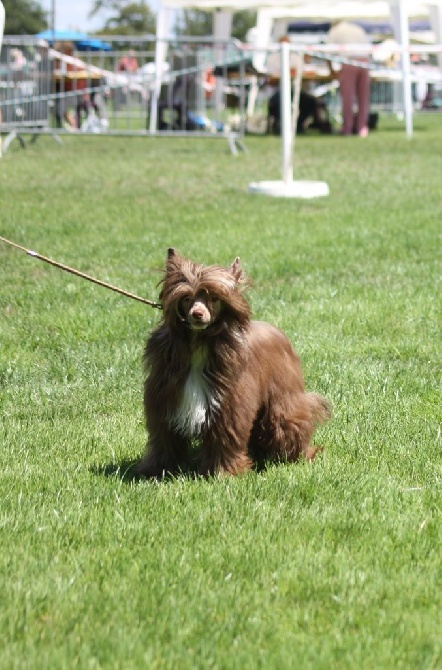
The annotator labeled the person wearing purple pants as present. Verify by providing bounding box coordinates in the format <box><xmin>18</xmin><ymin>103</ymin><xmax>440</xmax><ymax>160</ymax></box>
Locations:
<box><xmin>327</xmin><ymin>20</ymin><xmax>371</xmax><ymax>137</ymax></box>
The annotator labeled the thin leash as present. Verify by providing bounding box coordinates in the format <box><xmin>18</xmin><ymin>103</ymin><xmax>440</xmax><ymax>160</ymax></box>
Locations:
<box><xmin>0</xmin><ymin>235</ymin><xmax>162</xmax><ymax>310</ymax></box>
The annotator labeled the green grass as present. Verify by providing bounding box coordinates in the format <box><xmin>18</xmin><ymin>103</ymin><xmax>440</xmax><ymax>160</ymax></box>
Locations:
<box><xmin>0</xmin><ymin>114</ymin><xmax>441</xmax><ymax>669</ymax></box>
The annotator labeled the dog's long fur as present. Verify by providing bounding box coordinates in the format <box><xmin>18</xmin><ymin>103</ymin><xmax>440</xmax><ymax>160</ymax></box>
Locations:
<box><xmin>137</xmin><ymin>249</ymin><xmax>331</xmax><ymax>478</ymax></box>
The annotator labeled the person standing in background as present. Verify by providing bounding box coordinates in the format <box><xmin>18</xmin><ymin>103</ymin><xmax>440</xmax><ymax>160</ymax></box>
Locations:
<box><xmin>117</xmin><ymin>50</ymin><xmax>138</xmax><ymax>74</ymax></box>
<box><xmin>115</xmin><ymin>49</ymin><xmax>138</xmax><ymax>110</ymax></box>
<box><xmin>327</xmin><ymin>20</ymin><xmax>371</xmax><ymax>137</ymax></box>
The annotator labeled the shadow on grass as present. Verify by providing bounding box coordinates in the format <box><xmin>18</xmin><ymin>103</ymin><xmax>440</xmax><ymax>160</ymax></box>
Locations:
<box><xmin>92</xmin><ymin>459</ymin><xmax>209</xmax><ymax>485</ymax></box>
<box><xmin>92</xmin><ymin>459</ymin><xmax>142</xmax><ymax>484</ymax></box>
<box><xmin>92</xmin><ymin>439</ymin><xmax>322</xmax><ymax>484</ymax></box>
<box><xmin>92</xmin><ymin>455</ymin><xmax>277</xmax><ymax>485</ymax></box>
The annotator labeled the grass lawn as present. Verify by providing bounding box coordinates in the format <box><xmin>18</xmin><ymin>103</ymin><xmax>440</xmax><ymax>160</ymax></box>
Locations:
<box><xmin>0</xmin><ymin>114</ymin><xmax>441</xmax><ymax>669</ymax></box>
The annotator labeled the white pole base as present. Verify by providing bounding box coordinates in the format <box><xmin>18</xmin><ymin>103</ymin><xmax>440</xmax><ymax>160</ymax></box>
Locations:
<box><xmin>248</xmin><ymin>180</ymin><xmax>329</xmax><ymax>199</ymax></box>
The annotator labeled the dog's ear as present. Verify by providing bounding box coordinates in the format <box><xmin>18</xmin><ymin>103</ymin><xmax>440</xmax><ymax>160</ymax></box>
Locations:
<box><xmin>230</xmin><ymin>257</ymin><xmax>243</xmax><ymax>283</ymax></box>
<box><xmin>165</xmin><ymin>248</ymin><xmax>182</xmax><ymax>272</ymax></box>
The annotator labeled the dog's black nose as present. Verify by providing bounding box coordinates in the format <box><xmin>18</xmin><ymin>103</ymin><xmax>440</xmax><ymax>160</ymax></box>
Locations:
<box><xmin>191</xmin><ymin>309</ymin><xmax>204</xmax><ymax>321</ymax></box>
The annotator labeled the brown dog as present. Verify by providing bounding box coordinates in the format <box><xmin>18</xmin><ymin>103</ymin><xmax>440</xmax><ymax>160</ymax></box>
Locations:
<box><xmin>137</xmin><ymin>249</ymin><xmax>331</xmax><ymax>478</ymax></box>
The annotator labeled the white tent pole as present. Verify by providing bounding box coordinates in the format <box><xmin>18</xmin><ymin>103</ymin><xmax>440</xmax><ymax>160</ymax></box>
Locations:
<box><xmin>253</xmin><ymin>9</ymin><xmax>272</xmax><ymax>73</ymax></box>
<box><xmin>248</xmin><ymin>40</ymin><xmax>328</xmax><ymax>197</ymax></box>
<box><xmin>390</xmin><ymin>0</ymin><xmax>413</xmax><ymax>137</ymax></box>
<box><xmin>398</xmin><ymin>0</ymin><xmax>413</xmax><ymax>138</ymax></box>
<box><xmin>280</xmin><ymin>41</ymin><xmax>293</xmax><ymax>184</ymax></box>
<box><xmin>150</xmin><ymin>7</ymin><xmax>172</xmax><ymax>134</ymax></box>
<box><xmin>213</xmin><ymin>9</ymin><xmax>233</xmax><ymax>112</ymax></box>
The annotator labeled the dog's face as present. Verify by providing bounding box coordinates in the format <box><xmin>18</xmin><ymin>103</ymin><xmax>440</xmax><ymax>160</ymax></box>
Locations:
<box><xmin>179</xmin><ymin>290</ymin><xmax>222</xmax><ymax>330</ymax></box>
<box><xmin>159</xmin><ymin>248</ymin><xmax>251</xmax><ymax>333</ymax></box>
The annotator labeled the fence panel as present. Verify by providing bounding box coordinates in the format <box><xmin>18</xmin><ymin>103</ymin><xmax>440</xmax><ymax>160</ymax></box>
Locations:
<box><xmin>0</xmin><ymin>37</ymin><xmax>51</xmax><ymax>131</ymax></box>
<box><xmin>1</xmin><ymin>35</ymin><xmax>441</xmax><ymax>153</ymax></box>
<box><xmin>0</xmin><ymin>35</ymin><xmax>250</xmax><ymax>153</ymax></box>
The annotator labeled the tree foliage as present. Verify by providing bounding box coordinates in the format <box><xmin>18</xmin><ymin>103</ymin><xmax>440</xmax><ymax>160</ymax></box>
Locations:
<box><xmin>89</xmin><ymin>1</ymin><xmax>156</xmax><ymax>36</ymax></box>
<box><xmin>230</xmin><ymin>11</ymin><xmax>257</xmax><ymax>41</ymax></box>
<box><xmin>89</xmin><ymin>0</ymin><xmax>125</xmax><ymax>18</ymax></box>
<box><xmin>175</xmin><ymin>10</ymin><xmax>212</xmax><ymax>38</ymax></box>
<box><xmin>3</xmin><ymin>0</ymin><xmax>47</xmax><ymax>35</ymax></box>
<box><xmin>101</xmin><ymin>3</ymin><xmax>156</xmax><ymax>35</ymax></box>
<box><xmin>0</xmin><ymin>0</ymin><xmax>254</xmax><ymax>41</ymax></box>
<box><xmin>176</xmin><ymin>9</ymin><xmax>256</xmax><ymax>41</ymax></box>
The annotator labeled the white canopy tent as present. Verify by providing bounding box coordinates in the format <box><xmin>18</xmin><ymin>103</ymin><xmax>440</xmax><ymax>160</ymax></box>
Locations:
<box><xmin>152</xmin><ymin>0</ymin><xmax>442</xmax><ymax>137</ymax></box>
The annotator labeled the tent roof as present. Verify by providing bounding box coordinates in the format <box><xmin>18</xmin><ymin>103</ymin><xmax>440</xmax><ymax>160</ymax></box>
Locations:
<box><xmin>158</xmin><ymin>0</ymin><xmax>434</xmax><ymax>17</ymax></box>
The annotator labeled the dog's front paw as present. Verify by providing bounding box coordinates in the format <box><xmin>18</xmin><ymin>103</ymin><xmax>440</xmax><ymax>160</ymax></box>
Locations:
<box><xmin>303</xmin><ymin>445</ymin><xmax>324</xmax><ymax>461</ymax></box>
<box><xmin>199</xmin><ymin>453</ymin><xmax>252</xmax><ymax>477</ymax></box>
<box><xmin>135</xmin><ymin>455</ymin><xmax>176</xmax><ymax>480</ymax></box>
<box><xmin>135</xmin><ymin>462</ymin><xmax>165</xmax><ymax>480</ymax></box>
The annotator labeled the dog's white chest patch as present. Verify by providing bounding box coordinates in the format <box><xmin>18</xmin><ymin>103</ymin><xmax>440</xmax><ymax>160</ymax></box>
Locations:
<box><xmin>170</xmin><ymin>349</ymin><xmax>214</xmax><ymax>437</ymax></box>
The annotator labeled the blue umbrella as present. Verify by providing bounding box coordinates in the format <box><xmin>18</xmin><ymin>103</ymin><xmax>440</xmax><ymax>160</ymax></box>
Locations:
<box><xmin>35</xmin><ymin>29</ymin><xmax>112</xmax><ymax>51</ymax></box>
<box><xmin>75</xmin><ymin>38</ymin><xmax>112</xmax><ymax>52</ymax></box>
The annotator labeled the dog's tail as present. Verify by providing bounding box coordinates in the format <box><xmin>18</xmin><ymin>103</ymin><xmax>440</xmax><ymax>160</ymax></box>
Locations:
<box><xmin>302</xmin><ymin>393</ymin><xmax>332</xmax><ymax>461</ymax></box>
<box><xmin>306</xmin><ymin>392</ymin><xmax>332</xmax><ymax>426</ymax></box>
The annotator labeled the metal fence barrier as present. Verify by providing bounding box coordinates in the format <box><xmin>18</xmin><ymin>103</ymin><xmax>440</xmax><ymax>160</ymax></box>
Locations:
<box><xmin>1</xmin><ymin>35</ymin><xmax>441</xmax><ymax>154</ymax></box>
<box><xmin>0</xmin><ymin>35</ymin><xmax>250</xmax><ymax>154</ymax></box>
<box><xmin>0</xmin><ymin>38</ymin><xmax>51</xmax><ymax>128</ymax></box>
